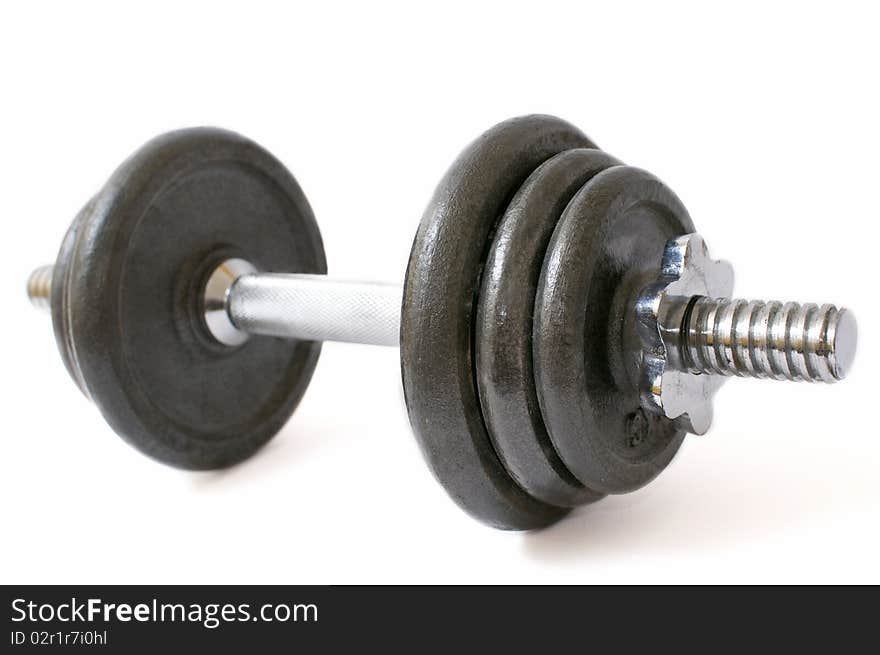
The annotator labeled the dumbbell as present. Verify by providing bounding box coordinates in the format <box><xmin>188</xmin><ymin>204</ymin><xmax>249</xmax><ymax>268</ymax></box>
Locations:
<box><xmin>27</xmin><ymin>115</ymin><xmax>857</xmax><ymax>530</ymax></box>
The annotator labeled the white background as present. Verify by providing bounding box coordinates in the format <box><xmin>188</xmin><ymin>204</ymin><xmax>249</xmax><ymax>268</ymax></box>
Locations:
<box><xmin>1</xmin><ymin>1</ymin><xmax>876</xmax><ymax>584</ymax></box>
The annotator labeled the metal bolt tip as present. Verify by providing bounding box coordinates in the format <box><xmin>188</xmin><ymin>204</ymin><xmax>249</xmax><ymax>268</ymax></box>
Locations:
<box><xmin>830</xmin><ymin>308</ymin><xmax>857</xmax><ymax>380</ymax></box>
<box><xmin>27</xmin><ymin>265</ymin><xmax>53</xmax><ymax>311</ymax></box>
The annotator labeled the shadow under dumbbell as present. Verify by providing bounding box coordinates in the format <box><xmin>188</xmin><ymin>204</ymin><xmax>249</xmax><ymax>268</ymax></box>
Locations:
<box><xmin>519</xmin><ymin>445</ymin><xmax>845</xmax><ymax>561</ymax></box>
<box><xmin>182</xmin><ymin>428</ymin><xmax>324</xmax><ymax>489</ymax></box>
<box><xmin>184</xmin><ymin>344</ymin><xmax>404</xmax><ymax>490</ymax></box>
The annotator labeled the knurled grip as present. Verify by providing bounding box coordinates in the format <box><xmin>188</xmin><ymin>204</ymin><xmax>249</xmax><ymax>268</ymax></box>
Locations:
<box><xmin>228</xmin><ymin>274</ymin><xmax>402</xmax><ymax>347</ymax></box>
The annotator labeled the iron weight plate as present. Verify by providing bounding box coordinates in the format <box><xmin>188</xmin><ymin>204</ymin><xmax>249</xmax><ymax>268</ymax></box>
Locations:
<box><xmin>52</xmin><ymin>128</ymin><xmax>326</xmax><ymax>469</ymax></box>
<box><xmin>533</xmin><ymin>166</ymin><xmax>694</xmax><ymax>494</ymax></box>
<box><xmin>476</xmin><ymin>148</ymin><xmax>621</xmax><ymax>507</ymax></box>
<box><xmin>400</xmin><ymin>115</ymin><xmax>595</xmax><ymax>530</ymax></box>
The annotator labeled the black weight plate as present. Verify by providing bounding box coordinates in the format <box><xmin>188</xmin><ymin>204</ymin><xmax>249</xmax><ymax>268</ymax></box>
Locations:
<box><xmin>51</xmin><ymin>128</ymin><xmax>326</xmax><ymax>469</ymax></box>
<box><xmin>476</xmin><ymin>148</ymin><xmax>620</xmax><ymax>507</ymax></box>
<box><xmin>400</xmin><ymin>115</ymin><xmax>595</xmax><ymax>529</ymax></box>
<box><xmin>533</xmin><ymin>166</ymin><xmax>693</xmax><ymax>494</ymax></box>
<box><xmin>52</xmin><ymin>196</ymin><xmax>96</xmax><ymax>396</ymax></box>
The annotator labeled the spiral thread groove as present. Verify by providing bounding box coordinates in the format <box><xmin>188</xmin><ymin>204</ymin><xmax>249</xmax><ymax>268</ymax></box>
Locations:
<box><xmin>682</xmin><ymin>297</ymin><xmax>856</xmax><ymax>382</ymax></box>
<box><xmin>27</xmin><ymin>265</ymin><xmax>53</xmax><ymax>310</ymax></box>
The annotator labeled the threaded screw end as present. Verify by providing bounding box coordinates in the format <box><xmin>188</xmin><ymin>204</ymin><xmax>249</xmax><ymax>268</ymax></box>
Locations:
<box><xmin>683</xmin><ymin>297</ymin><xmax>856</xmax><ymax>382</ymax></box>
<box><xmin>27</xmin><ymin>265</ymin><xmax>54</xmax><ymax>311</ymax></box>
